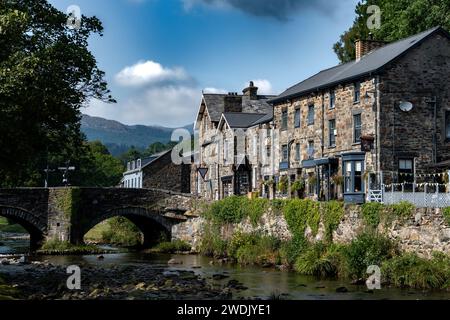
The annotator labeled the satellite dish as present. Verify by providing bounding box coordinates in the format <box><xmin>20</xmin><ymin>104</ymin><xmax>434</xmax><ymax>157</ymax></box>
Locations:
<box><xmin>399</xmin><ymin>101</ymin><xmax>414</xmax><ymax>112</ymax></box>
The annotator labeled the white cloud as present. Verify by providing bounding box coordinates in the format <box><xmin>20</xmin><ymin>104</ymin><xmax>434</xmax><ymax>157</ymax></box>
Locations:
<box><xmin>249</xmin><ymin>79</ymin><xmax>273</xmax><ymax>95</ymax></box>
<box><xmin>87</xmin><ymin>86</ymin><xmax>201</xmax><ymax>128</ymax></box>
<box><xmin>115</xmin><ymin>60</ymin><xmax>190</xmax><ymax>87</ymax></box>
<box><xmin>203</xmin><ymin>87</ymin><xmax>228</xmax><ymax>94</ymax></box>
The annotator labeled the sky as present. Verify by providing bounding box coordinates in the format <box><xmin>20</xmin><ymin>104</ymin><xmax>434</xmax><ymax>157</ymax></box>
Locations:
<box><xmin>49</xmin><ymin>0</ymin><xmax>359</xmax><ymax>128</ymax></box>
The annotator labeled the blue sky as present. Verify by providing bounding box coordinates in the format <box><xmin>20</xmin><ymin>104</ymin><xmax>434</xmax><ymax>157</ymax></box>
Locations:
<box><xmin>49</xmin><ymin>0</ymin><xmax>359</xmax><ymax>127</ymax></box>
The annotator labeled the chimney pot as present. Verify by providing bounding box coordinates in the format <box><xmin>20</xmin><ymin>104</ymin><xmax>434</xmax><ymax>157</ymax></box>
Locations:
<box><xmin>243</xmin><ymin>81</ymin><xmax>258</xmax><ymax>100</ymax></box>
<box><xmin>355</xmin><ymin>38</ymin><xmax>387</xmax><ymax>60</ymax></box>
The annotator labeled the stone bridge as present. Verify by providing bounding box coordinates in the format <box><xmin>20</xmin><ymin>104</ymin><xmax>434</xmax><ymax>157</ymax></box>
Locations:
<box><xmin>0</xmin><ymin>188</ymin><xmax>195</xmax><ymax>250</ymax></box>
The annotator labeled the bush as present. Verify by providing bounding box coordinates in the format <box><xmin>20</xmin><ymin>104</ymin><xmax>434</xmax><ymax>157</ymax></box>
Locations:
<box><xmin>283</xmin><ymin>199</ymin><xmax>320</xmax><ymax>238</ymax></box>
<box><xmin>228</xmin><ymin>232</ymin><xmax>281</xmax><ymax>265</ymax></box>
<box><xmin>443</xmin><ymin>207</ymin><xmax>450</xmax><ymax>226</ymax></box>
<box><xmin>203</xmin><ymin>196</ymin><xmax>269</xmax><ymax>226</ymax></box>
<box><xmin>381</xmin><ymin>252</ymin><xmax>450</xmax><ymax>289</ymax></box>
<box><xmin>323</xmin><ymin>201</ymin><xmax>344</xmax><ymax>242</ymax></box>
<box><xmin>153</xmin><ymin>240</ymin><xmax>191</xmax><ymax>253</ymax></box>
<box><xmin>279</xmin><ymin>235</ymin><xmax>308</xmax><ymax>266</ymax></box>
<box><xmin>361</xmin><ymin>202</ymin><xmax>384</xmax><ymax>229</ymax></box>
<box><xmin>199</xmin><ymin>224</ymin><xmax>228</xmax><ymax>258</ymax></box>
<box><xmin>101</xmin><ymin>217</ymin><xmax>143</xmax><ymax>247</ymax></box>
<box><xmin>343</xmin><ymin>233</ymin><xmax>398</xmax><ymax>279</ymax></box>
<box><xmin>389</xmin><ymin>201</ymin><xmax>415</xmax><ymax>218</ymax></box>
<box><xmin>294</xmin><ymin>242</ymin><xmax>342</xmax><ymax>278</ymax></box>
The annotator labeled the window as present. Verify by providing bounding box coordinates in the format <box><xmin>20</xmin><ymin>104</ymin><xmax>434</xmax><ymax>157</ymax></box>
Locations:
<box><xmin>308</xmin><ymin>104</ymin><xmax>314</xmax><ymax>125</ymax></box>
<box><xmin>330</xmin><ymin>90</ymin><xmax>335</xmax><ymax>109</ymax></box>
<box><xmin>329</xmin><ymin>119</ymin><xmax>336</xmax><ymax>147</ymax></box>
<box><xmin>266</xmin><ymin>145</ymin><xmax>271</xmax><ymax>158</ymax></box>
<box><xmin>399</xmin><ymin>159</ymin><xmax>414</xmax><ymax>184</ymax></box>
<box><xmin>342</xmin><ymin>152</ymin><xmax>365</xmax><ymax>203</ymax></box>
<box><xmin>307</xmin><ymin>140</ymin><xmax>314</xmax><ymax>159</ymax></box>
<box><xmin>354</xmin><ymin>82</ymin><xmax>361</xmax><ymax>103</ymax></box>
<box><xmin>281</xmin><ymin>109</ymin><xmax>288</xmax><ymax>131</ymax></box>
<box><xmin>446</xmin><ymin>111</ymin><xmax>450</xmax><ymax>140</ymax></box>
<box><xmin>353</xmin><ymin>113</ymin><xmax>362</xmax><ymax>143</ymax></box>
<box><xmin>282</xmin><ymin>144</ymin><xmax>288</xmax><ymax>162</ymax></box>
<box><xmin>295</xmin><ymin>143</ymin><xmax>300</xmax><ymax>161</ymax></box>
<box><xmin>294</xmin><ymin>108</ymin><xmax>301</xmax><ymax>128</ymax></box>
<box><xmin>224</xmin><ymin>139</ymin><xmax>229</xmax><ymax>164</ymax></box>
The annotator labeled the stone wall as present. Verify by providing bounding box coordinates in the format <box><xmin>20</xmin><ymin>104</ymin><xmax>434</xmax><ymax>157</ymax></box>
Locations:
<box><xmin>379</xmin><ymin>32</ymin><xmax>450</xmax><ymax>172</ymax></box>
<box><xmin>172</xmin><ymin>203</ymin><xmax>450</xmax><ymax>258</ymax></box>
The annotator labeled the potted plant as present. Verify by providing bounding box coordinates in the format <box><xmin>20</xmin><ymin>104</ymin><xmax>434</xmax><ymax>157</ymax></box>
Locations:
<box><xmin>277</xmin><ymin>176</ymin><xmax>289</xmax><ymax>195</ymax></box>
<box><xmin>291</xmin><ymin>178</ymin><xmax>305</xmax><ymax>198</ymax></box>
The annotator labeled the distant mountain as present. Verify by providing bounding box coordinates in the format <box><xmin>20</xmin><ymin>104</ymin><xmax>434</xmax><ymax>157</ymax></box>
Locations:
<box><xmin>81</xmin><ymin>114</ymin><xmax>193</xmax><ymax>156</ymax></box>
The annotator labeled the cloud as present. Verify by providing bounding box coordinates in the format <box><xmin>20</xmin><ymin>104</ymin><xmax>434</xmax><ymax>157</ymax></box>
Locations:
<box><xmin>249</xmin><ymin>79</ymin><xmax>273</xmax><ymax>95</ymax></box>
<box><xmin>203</xmin><ymin>87</ymin><xmax>228</xmax><ymax>94</ymax></box>
<box><xmin>115</xmin><ymin>60</ymin><xmax>192</xmax><ymax>87</ymax></box>
<box><xmin>182</xmin><ymin>0</ymin><xmax>335</xmax><ymax>21</ymax></box>
<box><xmin>87</xmin><ymin>86</ymin><xmax>200</xmax><ymax>128</ymax></box>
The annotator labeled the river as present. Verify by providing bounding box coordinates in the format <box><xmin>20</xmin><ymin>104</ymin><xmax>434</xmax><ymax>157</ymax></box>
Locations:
<box><xmin>1</xmin><ymin>237</ymin><xmax>450</xmax><ymax>300</ymax></box>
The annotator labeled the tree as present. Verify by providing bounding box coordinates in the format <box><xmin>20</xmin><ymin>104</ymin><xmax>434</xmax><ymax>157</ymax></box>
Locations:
<box><xmin>334</xmin><ymin>0</ymin><xmax>450</xmax><ymax>63</ymax></box>
<box><xmin>0</xmin><ymin>0</ymin><xmax>114</xmax><ymax>186</ymax></box>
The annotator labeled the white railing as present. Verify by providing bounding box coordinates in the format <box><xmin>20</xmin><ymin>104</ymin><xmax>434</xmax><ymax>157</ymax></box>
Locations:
<box><xmin>372</xmin><ymin>183</ymin><xmax>450</xmax><ymax>208</ymax></box>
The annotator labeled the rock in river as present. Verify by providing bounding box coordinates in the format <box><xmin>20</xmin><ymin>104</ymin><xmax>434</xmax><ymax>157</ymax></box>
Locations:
<box><xmin>168</xmin><ymin>258</ymin><xmax>183</xmax><ymax>265</ymax></box>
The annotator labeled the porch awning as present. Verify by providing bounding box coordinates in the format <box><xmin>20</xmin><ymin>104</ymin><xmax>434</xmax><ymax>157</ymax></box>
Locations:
<box><xmin>302</xmin><ymin>157</ymin><xmax>338</xmax><ymax>168</ymax></box>
<box><xmin>221</xmin><ymin>175</ymin><xmax>233</xmax><ymax>182</ymax></box>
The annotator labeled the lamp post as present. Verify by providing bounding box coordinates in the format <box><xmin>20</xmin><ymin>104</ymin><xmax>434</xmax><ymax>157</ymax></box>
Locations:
<box><xmin>58</xmin><ymin>161</ymin><xmax>76</xmax><ymax>187</ymax></box>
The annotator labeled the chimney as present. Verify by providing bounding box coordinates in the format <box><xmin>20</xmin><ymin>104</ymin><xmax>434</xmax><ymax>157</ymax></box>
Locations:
<box><xmin>224</xmin><ymin>92</ymin><xmax>242</xmax><ymax>113</ymax></box>
<box><xmin>242</xmin><ymin>81</ymin><xmax>258</xmax><ymax>100</ymax></box>
<box><xmin>355</xmin><ymin>35</ymin><xmax>387</xmax><ymax>60</ymax></box>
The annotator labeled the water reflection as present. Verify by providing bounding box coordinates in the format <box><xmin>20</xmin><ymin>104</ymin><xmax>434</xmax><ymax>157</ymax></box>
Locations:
<box><xmin>1</xmin><ymin>239</ymin><xmax>450</xmax><ymax>300</ymax></box>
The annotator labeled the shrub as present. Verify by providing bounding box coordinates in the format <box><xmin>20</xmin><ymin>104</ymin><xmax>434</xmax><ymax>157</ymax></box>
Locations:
<box><xmin>381</xmin><ymin>252</ymin><xmax>450</xmax><ymax>289</ymax></box>
<box><xmin>101</xmin><ymin>217</ymin><xmax>143</xmax><ymax>247</ymax></box>
<box><xmin>204</xmin><ymin>196</ymin><xmax>247</xmax><ymax>224</ymax></box>
<box><xmin>294</xmin><ymin>242</ymin><xmax>341</xmax><ymax>278</ymax></box>
<box><xmin>283</xmin><ymin>199</ymin><xmax>320</xmax><ymax>238</ymax></box>
<box><xmin>247</xmin><ymin>198</ymin><xmax>269</xmax><ymax>227</ymax></box>
<box><xmin>153</xmin><ymin>240</ymin><xmax>191</xmax><ymax>253</ymax></box>
<box><xmin>228</xmin><ymin>232</ymin><xmax>281</xmax><ymax>265</ymax></box>
<box><xmin>39</xmin><ymin>239</ymin><xmax>102</xmax><ymax>254</ymax></box>
<box><xmin>343</xmin><ymin>233</ymin><xmax>398</xmax><ymax>279</ymax></box>
<box><xmin>442</xmin><ymin>207</ymin><xmax>450</xmax><ymax>226</ymax></box>
<box><xmin>199</xmin><ymin>224</ymin><xmax>228</xmax><ymax>258</ymax></box>
<box><xmin>279</xmin><ymin>235</ymin><xmax>308</xmax><ymax>266</ymax></box>
<box><xmin>323</xmin><ymin>201</ymin><xmax>344</xmax><ymax>242</ymax></box>
<box><xmin>389</xmin><ymin>201</ymin><xmax>415</xmax><ymax>218</ymax></box>
<box><xmin>361</xmin><ymin>202</ymin><xmax>384</xmax><ymax>229</ymax></box>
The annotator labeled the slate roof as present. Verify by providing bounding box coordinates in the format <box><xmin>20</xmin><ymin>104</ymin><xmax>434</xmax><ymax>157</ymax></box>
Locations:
<box><xmin>270</xmin><ymin>26</ymin><xmax>449</xmax><ymax>104</ymax></box>
<box><xmin>222</xmin><ymin>112</ymin><xmax>268</xmax><ymax>129</ymax></box>
<box><xmin>198</xmin><ymin>94</ymin><xmax>275</xmax><ymax>126</ymax></box>
<box><xmin>140</xmin><ymin>149</ymin><xmax>172</xmax><ymax>170</ymax></box>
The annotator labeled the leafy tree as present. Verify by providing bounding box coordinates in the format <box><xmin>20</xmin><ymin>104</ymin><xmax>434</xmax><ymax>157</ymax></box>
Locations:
<box><xmin>0</xmin><ymin>0</ymin><xmax>114</xmax><ymax>186</ymax></box>
<box><xmin>334</xmin><ymin>0</ymin><xmax>450</xmax><ymax>63</ymax></box>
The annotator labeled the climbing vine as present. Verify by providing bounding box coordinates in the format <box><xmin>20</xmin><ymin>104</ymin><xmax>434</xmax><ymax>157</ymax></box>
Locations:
<box><xmin>443</xmin><ymin>207</ymin><xmax>450</xmax><ymax>226</ymax></box>
<box><xmin>323</xmin><ymin>201</ymin><xmax>344</xmax><ymax>242</ymax></box>
<box><xmin>361</xmin><ymin>202</ymin><xmax>384</xmax><ymax>229</ymax></box>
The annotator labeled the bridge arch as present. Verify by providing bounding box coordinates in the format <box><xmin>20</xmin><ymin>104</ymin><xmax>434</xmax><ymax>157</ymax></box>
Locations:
<box><xmin>0</xmin><ymin>206</ymin><xmax>46</xmax><ymax>250</ymax></box>
<box><xmin>78</xmin><ymin>206</ymin><xmax>173</xmax><ymax>247</ymax></box>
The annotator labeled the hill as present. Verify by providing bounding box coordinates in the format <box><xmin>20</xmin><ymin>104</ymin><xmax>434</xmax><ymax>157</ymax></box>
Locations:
<box><xmin>81</xmin><ymin>114</ymin><xmax>193</xmax><ymax>156</ymax></box>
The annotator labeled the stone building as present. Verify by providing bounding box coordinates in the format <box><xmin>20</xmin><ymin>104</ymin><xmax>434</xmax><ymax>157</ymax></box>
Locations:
<box><xmin>193</xmin><ymin>82</ymin><xmax>276</xmax><ymax>199</ymax></box>
<box><xmin>122</xmin><ymin>149</ymin><xmax>191</xmax><ymax>193</ymax></box>
<box><xmin>269</xmin><ymin>26</ymin><xmax>450</xmax><ymax>204</ymax></box>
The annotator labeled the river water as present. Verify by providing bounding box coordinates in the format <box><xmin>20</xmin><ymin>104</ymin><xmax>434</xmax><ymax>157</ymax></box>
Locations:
<box><xmin>1</xmin><ymin>237</ymin><xmax>450</xmax><ymax>300</ymax></box>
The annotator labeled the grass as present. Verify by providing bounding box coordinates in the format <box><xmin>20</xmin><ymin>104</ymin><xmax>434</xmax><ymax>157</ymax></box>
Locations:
<box><xmin>0</xmin><ymin>217</ymin><xmax>27</xmax><ymax>234</ymax></box>
<box><xmin>38</xmin><ymin>239</ymin><xmax>108</xmax><ymax>255</ymax></box>
<box><xmin>381</xmin><ymin>252</ymin><xmax>450</xmax><ymax>289</ymax></box>
<box><xmin>85</xmin><ymin>217</ymin><xmax>143</xmax><ymax>247</ymax></box>
<box><xmin>151</xmin><ymin>240</ymin><xmax>191</xmax><ymax>253</ymax></box>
